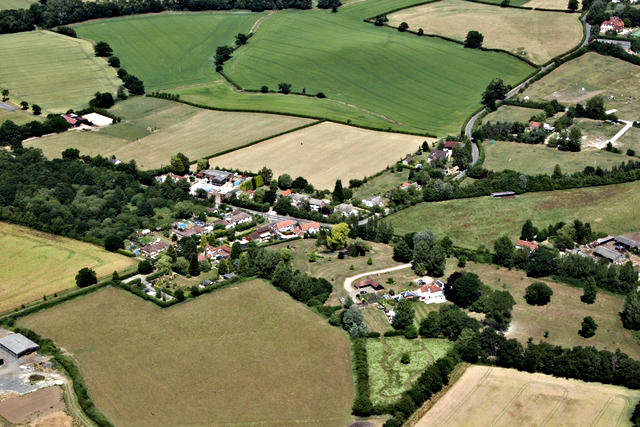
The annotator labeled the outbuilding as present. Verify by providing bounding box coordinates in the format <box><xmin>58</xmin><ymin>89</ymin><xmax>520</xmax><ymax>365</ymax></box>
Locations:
<box><xmin>0</xmin><ymin>333</ymin><xmax>40</xmax><ymax>358</ymax></box>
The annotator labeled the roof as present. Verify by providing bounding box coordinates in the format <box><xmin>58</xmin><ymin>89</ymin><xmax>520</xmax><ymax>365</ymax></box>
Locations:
<box><xmin>444</xmin><ymin>141</ymin><xmax>460</xmax><ymax>149</ymax></box>
<box><xmin>141</xmin><ymin>241</ymin><xmax>169</xmax><ymax>254</ymax></box>
<box><xmin>203</xmin><ymin>169</ymin><xmax>231</xmax><ymax>180</ymax></box>
<box><xmin>516</xmin><ymin>239</ymin><xmax>539</xmax><ymax>252</ymax></box>
<box><xmin>335</xmin><ymin>203</ymin><xmax>357</xmax><ymax>213</ymax></box>
<box><xmin>0</xmin><ymin>334</ymin><xmax>39</xmax><ymax>355</ymax></box>
<box><xmin>615</xmin><ymin>236</ymin><xmax>638</xmax><ymax>248</ymax></box>
<box><xmin>276</xmin><ymin>219</ymin><xmax>295</xmax><ymax>229</ymax></box>
<box><xmin>355</xmin><ymin>278</ymin><xmax>383</xmax><ymax>290</ymax></box>
<box><xmin>308</xmin><ymin>198</ymin><xmax>323</xmax><ymax>206</ymax></box>
<box><xmin>420</xmin><ymin>284</ymin><xmax>442</xmax><ymax>294</ymax></box>
<box><xmin>594</xmin><ymin>246</ymin><xmax>625</xmax><ymax>262</ymax></box>
<box><xmin>429</xmin><ymin>149</ymin><xmax>448</xmax><ymax>161</ymax></box>
<box><xmin>300</xmin><ymin>222</ymin><xmax>320</xmax><ymax>231</ymax></box>
<box><xmin>60</xmin><ymin>114</ymin><xmax>78</xmax><ymax>125</ymax></box>
<box><xmin>281</xmin><ymin>189</ymin><xmax>291</xmax><ymax>197</ymax></box>
<box><xmin>602</xmin><ymin>16</ymin><xmax>624</xmax><ymax>28</ymax></box>
<box><xmin>365</xmin><ymin>196</ymin><xmax>383</xmax><ymax>204</ymax></box>
<box><xmin>82</xmin><ymin>112</ymin><xmax>113</xmax><ymax>127</ymax></box>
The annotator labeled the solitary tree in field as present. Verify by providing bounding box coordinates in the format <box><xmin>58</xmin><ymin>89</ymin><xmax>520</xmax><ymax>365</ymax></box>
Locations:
<box><xmin>1</xmin><ymin>89</ymin><xmax>9</xmax><ymax>101</ymax></box>
<box><xmin>417</xmin><ymin>28</ymin><xmax>424</xmax><ymax>36</ymax></box>
<box><xmin>398</xmin><ymin>22</ymin><xmax>409</xmax><ymax>32</ymax></box>
<box><xmin>581</xmin><ymin>276</ymin><xmax>597</xmax><ymax>304</ymax></box>
<box><xmin>579</xmin><ymin>316</ymin><xmax>597</xmax><ymax>337</ymax></box>
<box><xmin>464</xmin><ymin>30</ymin><xmax>484</xmax><ymax>48</ymax></box>
<box><xmin>75</xmin><ymin>267</ymin><xmax>97</xmax><ymax>288</ymax></box>
<box><xmin>278</xmin><ymin>83</ymin><xmax>292</xmax><ymax>94</ymax></box>
<box><xmin>524</xmin><ymin>282</ymin><xmax>553</xmax><ymax>305</ymax></box>
<box><xmin>94</xmin><ymin>41</ymin><xmax>113</xmax><ymax>57</ymax></box>
<box><xmin>20</xmin><ymin>101</ymin><xmax>28</xmax><ymax>110</ymax></box>
<box><xmin>567</xmin><ymin>0</ymin><xmax>579</xmax><ymax>11</ymax></box>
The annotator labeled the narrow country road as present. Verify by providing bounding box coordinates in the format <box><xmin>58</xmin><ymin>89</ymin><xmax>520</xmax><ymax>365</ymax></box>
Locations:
<box><xmin>608</xmin><ymin>120</ymin><xmax>634</xmax><ymax>145</ymax></box>
<box><xmin>343</xmin><ymin>264</ymin><xmax>412</xmax><ymax>293</ymax></box>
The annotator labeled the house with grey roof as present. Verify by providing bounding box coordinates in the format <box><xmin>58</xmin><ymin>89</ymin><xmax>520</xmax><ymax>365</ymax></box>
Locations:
<box><xmin>363</xmin><ymin>196</ymin><xmax>384</xmax><ymax>208</ymax></box>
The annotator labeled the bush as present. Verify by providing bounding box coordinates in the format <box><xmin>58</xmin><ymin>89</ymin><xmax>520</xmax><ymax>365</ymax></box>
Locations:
<box><xmin>404</xmin><ymin>324</ymin><xmax>418</xmax><ymax>339</ymax></box>
<box><xmin>524</xmin><ymin>282</ymin><xmax>553</xmax><ymax>305</ymax></box>
<box><xmin>579</xmin><ymin>316</ymin><xmax>597</xmax><ymax>338</ymax></box>
<box><xmin>137</xmin><ymin>259</ymin><xmax>153</xmax><ymax>275</ymax></box>
<box><xmin>75</xmin><ymin>268</ymin><xmax>97</xmax><ymax>288</ymax></box>
<box><xmin>400</xmin><ymin>352</ymin><xmax>411</xmax><ymax>364</ymax></box>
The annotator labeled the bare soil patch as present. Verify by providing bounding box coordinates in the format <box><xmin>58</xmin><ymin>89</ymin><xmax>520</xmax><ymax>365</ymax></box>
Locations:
<box><xmin>0</xmin><ymin>387</ymin><xmax>68</xmax><ymax>425</ymax></box>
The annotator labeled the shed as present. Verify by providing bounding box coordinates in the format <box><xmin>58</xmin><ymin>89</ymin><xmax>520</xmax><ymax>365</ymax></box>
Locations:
<box><xmin>0</xmin><ymin>333</ymin><xmax>40</xmax><ymax>358</ymax></box>
<box><xmin>615</xmin><ymin>236</ymin><xmax>638</xmax><ymax>249</ymax></box>
<box><xmin>203</xmin><ymin>169</ymin><xmax>232</xmax><ymax>186</ymax></box>
<box><xmin>594</xmin><ymin>246</ymin><xmax>625</xmax><ymax>263</ymax></box>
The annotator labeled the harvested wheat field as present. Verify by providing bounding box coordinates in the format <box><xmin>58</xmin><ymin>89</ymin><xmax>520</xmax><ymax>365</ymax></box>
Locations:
<box><xmin>211</xmin><ymin>122</ymin><xmax>428</xmax><ymax>190</ymax></box>
<box><xmin>0</xmin><ymin>387</ymin><xmax>71</xmax><ymax>426</ymax></box>
<box><xmin>417</xmin><ymin>365</ymin><xmax>640</xmax><ymax>427</ymax></box>
<box><xmin>388</xmin><ymin>0</ymin><xmax>582</xmax><ymax>64</ymax></box>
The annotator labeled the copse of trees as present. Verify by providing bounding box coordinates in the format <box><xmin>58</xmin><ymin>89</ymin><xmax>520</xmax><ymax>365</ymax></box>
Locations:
<box><xmin>464</xmin><ymin>30</ymin><xmax>484</xmax><ymax>48</ymax></box>
<box><xmin>481</xmin><ymin>78</ymin><xmax>509</xmax><ymax>111</ymax></box>
<box><xmin>75</xmin><ymin>267</ymin><xmax>97</xmax><ymax>288</ymax></box>
<box><xmin>0</xmin><ymin>115</ymin><xmax>70</xmax><ymax>150</ymax></box>
<box><xmin>524</xmin><ymin>282</ymin><xmax>553</xmax><ymax>305</ymax></box>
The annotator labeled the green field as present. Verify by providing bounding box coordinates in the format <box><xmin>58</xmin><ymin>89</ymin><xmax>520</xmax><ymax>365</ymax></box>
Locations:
<box><xmin>0</xmin><ymin>30</ymin><xmax>120</xmax><ymax>112</ymax></box>
<box><xmin>0</xmin><ymin>222</ymin><xmax>136</xmax><ymax>313</ymax></box>
<box><xmin>223</xmin><ymin>8</ymin><xmax>533</xmax><ymax>135</ymax></box>
<box><xmin>522</xmin><ymin>52</ymin><xmax>640</xmax><ymax>120</ymax></box>
<box><xmin>618</xmin><ymin>126</ymin><xmax>640</xmax><ymax>155</ymax></box>
<box><xmin>24</xmin><ymin>96</ymin><xmax>315</xmax><ymax>169</ymax></box>
<box><xmin>481</xmin><ymin>105</ymin><xmax>543</xmax><ymax>124</ymax></box>
<box><xmin>0</xmin><ymin>108</ymin><xmax>42</xmax><ymax>125</ymax></box>
<box><xmin>483</xmin><ymin>141</ymin><xmax>627</xmax><ymax>174</ymax></box>
<box><xmin>0</xmin><ymin>0</ymin><xmax>33</xmax><ymax>9</ymax></box>
<box><xmin>367</xmin><ymin>337</ymin><xmax>453</xmax><ymax>405</ymax></box>
<box><xmin>460</xmin><ymin>262</ymin><xmax>640</xmax><ymax>359</ymax></box>
<box><xmin>74</xmin><ymin>12</ymin><xmax>262</xmax><ymax>90</ymax></box>
<box><xmin>22</xmin><ymin>281</ymin><xmax>353</xmax><ymax>427</ymax></box>
<box><xmin>387</xmin><ymin>180</ymin><xmax>640</xmax><ymax>248</ymax></box>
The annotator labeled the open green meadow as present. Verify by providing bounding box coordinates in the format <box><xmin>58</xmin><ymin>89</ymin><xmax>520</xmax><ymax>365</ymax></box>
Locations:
<box><xmin>22</xmin><ymin>281</ymin><xmax>353</xmax><ymax>427</ymax></box>
<box><xmin>387</xmin><ymin>180</ymin><xmax>640</xmax><ymax>248</ymax></box>
<box><xmin>24</xmin><ymin>97</ymin><xmax>315</xmax><ymax>169</ymax></box>
<box><xmin>0</xmin><ymin>0</ymin><xmax>33</xmax><ymax>9</ymax></box>
<box><xmin>522</xmin><ymin>52</ymin><xmax>640</xmax><ymax>119</ymax></box>
<box><xmin>483</xmin><ymin>141</ymin><xmax>627</xmax><ymax>175</ymax></box>
<box><xmin>0</xmin><ymin>108</ymin><xmax>42</xmax><ymax>125</ymax></box>
<box><xmin>524</xmin><ymin>0</ymin><xmax>580</xmax><ymax>9</ymax></box>
<box><xmin>458</xmin><ymin>262</ymin><xmax>640</xmax><ymax>359</ymax></box>
<box><xmin>0</xmin><ymin>222</ymin><xmax>135</xmax><ymax>313</ymax></box>
<box><xmin>388</xmin><ymin>0</ymin><xmax>583</xmax><ymax>64</ymax></box>
<box><xmin>0</xmin><ymin>30</ymin><xmax>120</xmax><ymax>112</ymax></box>
<box><xmin>74</xmin><ymin>12</ymin><xmax>262</xmax><ymax>90</ymax></box>
<box><xmin>618</xmin><ymin>126</ymin><xmax>640</xmax><ymax>155</ymax></box>
<box><xmin>366</xmin><ymin>337</ymin><xmax>453</xmax><ymax>405</ymax></box>
<box><xmin>223</xmin><ymin>9</ymin><xmax>533</xmax><ymax>135</ymax></box>
<box><xmin>481</xmin><ymin>105</ymin><xmax>543</xmax><ymax>124</ymax></box>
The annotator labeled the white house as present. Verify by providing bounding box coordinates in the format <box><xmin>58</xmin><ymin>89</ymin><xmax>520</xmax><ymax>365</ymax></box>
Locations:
<box><xmin>363</xmin><ymin>196</ymin><xmax>384</xmax><ymax>208</ymax></box>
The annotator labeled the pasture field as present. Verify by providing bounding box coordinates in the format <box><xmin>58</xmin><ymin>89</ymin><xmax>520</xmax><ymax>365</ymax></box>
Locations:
<box><xmin>268</xmin><ymin>238</ymin><xmax>402</xmax><ymax>304</ymax></box>
<box><xmin>0</xmin><ymin>0</ymin><xmax>33</xmax><ymax>9</ymax></box>
<box><xmin>418</xmin><ymin>365</ymin><xmax>640</xmax><ymax>427</ymax></box>
<box><xmin>618</xmin><ymin>126</ymin><xmax>640</xmax><ymax>155</ymax></box>
<box><xmin>24</xmin><ymin>97</ymin><xmax>315</xmax><ymax>169</ymax></box>
<box><xmin>0</xmin><ymin>222</ymin><xmax>135</xmax><ymax>313</ymax></box>
<box><xmin>22</xmin><ymin>281</ymin><xmax>353</xmax><ymax>427</ymax></box>
<box><xmin>0</xmin><ymin>30</ymin><xmax>120</xmax><ymax>112</ymax></box>
<box><xmin>575</xmin><ymin>118</ymin><xmax>625</xmax><ymax>149</ymax></box>
<box><xmin>74</xmin><ymin>12</ymin><xmax>262</xmax><ymax>90</ymax></box>
<box><xmin>483</xmin><ymin>141</ymin><xmax>627</xmax><ymax>174</ymax></box>
<box><xmin>366</xmin><ymin>337</ymin><xmax>453</xmax><ymax>405</ymax></box>
<box><xmin>224</xmin><ymin>9</ymin><xmax>533</xmax><ymax>135</ymax></box>
<box><xmin>481</xmin><ymin>105</ymin><xmax>543</xmax><ymax>124</ymax></box>
<box><xmin>522</xmin><ymin>52</ymin><xmax>640</xmax><ymax>119</ymax></box>
<box><xmin>352</xmin><ymin>169</ymin><xmax>412</xmax><ymax>200</ymax></box>
<box><xmin>0</xmin><ymin>108</ymin><xmax>42</xmax><ymax>125</ymax></box>
<box><xmin>388</xmin><ymin>0</ymin><xmax>582</xmax><ymax>64</ymax></box>
<box><xmin>387</xmin><ymin>180</ymin><xmax>640</xmax><ymax>248</ymax></box>
<box><xmin>209</xmin><ymin>121</ymin><xmax>428</xmax><ymax>190</ymax></box>
<box><xmin>524</xmin><ymin>0</ymin><xmax>580</xmax><ymax>9</ymax></box>
<box><xmin>459</xmin><ymin>262</ymin><xmax>640</xmax><ymax>359</ymax></box>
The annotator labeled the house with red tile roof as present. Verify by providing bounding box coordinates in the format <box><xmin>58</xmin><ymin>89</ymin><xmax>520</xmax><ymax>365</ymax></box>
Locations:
<box><xmin>601</xmin><ymin>16</ymin><xmax>624</xmax><ymax>33</ymax></box>
<box><xmin>299</xmin><ymin>221</ymin><xmax>320</xmax><ymax>235</ymax></box>
<box><xmin>354</xmin><ymin>278</ymin><xmax>384</xmax><ymax>291</ymax></box>
<box><xmin>515</xmin><ymin>239</ymin><xmax>539</xmax><ymax>252</ymax></box>
<box><xmin>281</xmin><ymin>189</ymin><xmax>292</xmax><ymax>197</ymax></box>
<box><xmin>444</xmin><ymin>141</ymin><xmax>460</xmax><ymax>150</ymax></box>
<box><xmin>529</xmin><ymin>121</ymin><xmax>542</xmax><ymax>129</ymax></box>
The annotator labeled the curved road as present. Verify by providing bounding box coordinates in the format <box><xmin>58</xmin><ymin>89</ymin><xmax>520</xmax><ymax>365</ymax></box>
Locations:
<box><xmin>343</xmin><ymin>264</ymin><xmax>412</xmax><ymax>293</ymax></box>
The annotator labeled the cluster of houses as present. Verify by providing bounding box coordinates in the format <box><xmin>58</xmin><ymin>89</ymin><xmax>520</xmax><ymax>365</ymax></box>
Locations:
<box><xmin>272</xmin><ymin>219</ymin><xmax>321</xmax><ymax>239</ymax></box>
<box><xmin>571</xmin><ymin>235</ymin><xmax>639</xmax><ymax>265</ymax></box>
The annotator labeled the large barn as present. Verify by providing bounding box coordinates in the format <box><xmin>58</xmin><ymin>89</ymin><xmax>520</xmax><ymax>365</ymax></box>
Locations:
<box><xmin>0</xmin><ymin>333</ymin><xmax>40</xmax><ymax>358</ymax></box>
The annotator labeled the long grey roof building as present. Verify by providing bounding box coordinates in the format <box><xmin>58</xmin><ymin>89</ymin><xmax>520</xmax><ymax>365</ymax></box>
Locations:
<box><xmin>0</xmin><ymin>333</ymin><xmax>40</xmax><ymax>358</ymax></box>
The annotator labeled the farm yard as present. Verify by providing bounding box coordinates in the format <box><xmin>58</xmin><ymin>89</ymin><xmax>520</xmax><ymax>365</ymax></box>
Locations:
<box><xmin>21</xmin><ymin>281</ymin><xmax>353</xmax><ymax>427</ymax></box>
<box><xmin>388</xmin><ymin>0</ymin><xmax>583</xmax><ymax>64</ymax></box>
<box><xmin>387</xmin><ymin>180</ymin><xmax>640</xmax><ymax>248</ymax></box>
<box><xmin>460</xmin><ymin>262</ymin><xmax>640</xmax><ymax>359</ymax></box>
<box><xmin>418</xmin><ymin>365</ymin><xmax>640</xmax><ymax>427</ymax></box>
<box><xmin>367</xmin><ymin>337</ymin><xmax>453</xmax><ymax>405</ymax></box>
<box><xmin>0</xmin><ymin>30</ymin><xmax>120</xmax><ymax>113</ymax></box>
<box><xmin>522</xmin><ymin>52</ymin><xmax>640</xmax><ymax>119</ymax></box>
<box><xmin>482</xmin><ymin>140</ymin><xmax>627</xmax><ymax>175</ymax></box>
<box><xmin>24</xmin><ymin>97</ymin><xmax>315</xmax><ymax>169</ymax></box>
<box><xmin>210</xmin><ymin>122</ymin><xmax>428</xmax><ymax>190</ymax></box>
<box><xmin>73</xmin><ymin>12</ymin><xmax>262</xmax><ymax>90</ymax></box>
<box><xmin>0</xmin><ymin>222</ymin><xmax>136</xmax><ymax>313</ymax></box>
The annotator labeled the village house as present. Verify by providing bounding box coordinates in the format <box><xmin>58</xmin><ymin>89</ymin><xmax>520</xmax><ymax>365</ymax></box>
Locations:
<box><xmin>281</xmin><ymin>189</ymin><xmax>292</xmax><ymax>197</ymax></box>
<box><xmin>428</xmin><ymin>149</ymin><xmax>450</xmax><ymax>163</ymax></box>
<box><xmin>515</xmin><ymin>239</ymin><xmax>539</xmax><ymax>252</ymax></box>
<box><xmin>334</xmin><ymin>203</ymin><xmax>359</xmax><ymax>217</ymax></box>
<box><xmin>174</xmin><ymin>224</ymin><xmax>205</xmax><ymax>238</ymax></box>
<box><xmin>140</xmin><ymin>240</ymin><xmax>169</xmax><ymax>258</ymax></box>
<box><xmin>443</xmin><ymin>141</ymin><xmax>460</xmax><ymax>150</ymax></box>
<box><xmin>299</xmin><ymin>221</ymin><xmax>321</xmax><ymax>235</ymax></box>
<box><xmin>402</xmin><ymin>155</ymin><xmax>413</xmax><ymax>165</ymax></box>
<box><xmin>308</xmin><ymin>198</ymin><xmax>324</xmax><ymax>212</ymax></box>
<box><xmin>246</xmin><ymin>225</ymin><xmax>273</xmax><ymax>243</ymax></box>
<box><xmin>204</xmin><ymin>244</ymin><xmax>232</xmax><ymax>261</ymax></box>
<box><xmin>202</xmin><ymin>169</ymin><xmax>232</xmax><ymax>186</ymax></box>
<box><xmin>529</xmin><ymin>120</ymin><xmax>542</xmax><ymax>130</ymax></box>
<box><xmin>600</xmin><ymin>16</ymin><xmax>624</xmax><ymax>33</ymax></box>
<box><xmin>415</xmin><ymin>280</ymin><xmax>446</xmax><ymax>304</ymax></box>
<box><xmin>156</xmin><ymin>172</ymin><xmax>188</xmax><ymax>183</ymax></box>
<box><xmin>274</xmin><ymin>219</ymin><xmax>296</xmax><ymax>237</ymax></box>
<box><xmin>363</xmin><ymin>196</ymin><xmax>384</xmax><ymax>208</ymax></box>
<box><xmin>354</xmin><ymin>278</ymin><xmax>384</xmax><ymax>291</ymax></box>
<box><xmin>215</xmin><ymin>210</ymin><xmax>252</xmax><ymax>229</ymax></box>
<box><xmin>289</xmin><ymin>193</ymin><xmax>309</xmax><ymax>208</ymax></box>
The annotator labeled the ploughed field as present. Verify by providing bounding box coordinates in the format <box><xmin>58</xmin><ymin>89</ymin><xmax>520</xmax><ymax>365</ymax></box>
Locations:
<box><xmin>21</xmin><ymin>281</ymin><xmax>353</xmax><ymax>427</ymax></box>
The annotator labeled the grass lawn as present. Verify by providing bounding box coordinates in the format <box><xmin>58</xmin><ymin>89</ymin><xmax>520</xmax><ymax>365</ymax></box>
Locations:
<box><xmin>210</xmin><ymin>121</ymin><xmax>427</xmax><ymax>190</ymax></box>
<box><xmin>24</xmin><ymin>97</ymin><xmax>315</xmax><ymax>169</ymax></box>
<box><xmin>574</xmin><ymin>118</ymin><xmax>626</xmax><ymax>149</ymax></box>
<box><xmin>0</xmin><ymin>30</ymin><xmax>120</xmax><ymax>113</ymax></box>
<box><xmin>388</xmin><ymin>0</ymin><xmax>583</xmax><ymax>64</ymax></box>
<box><xmin>482</xmin><ymin>140</ymin><xmax>627</xmax><ymax>175</ymax></box>
<box><xmin>522</xmin><ymin>52</ymin><xmax>640</xmax><ymax>119</ymax></box>
<box><xmin>22</xmin><ymin>281</ymin><xmax>353</xmax><ymax>427</ymax></box>
<box><xmin>460</xmin><ymin>262</ymin><xmax>640</xmax><ymax>359</ymax></box>
<box><xmin>366</xmin><ymin>337</ymin><xmax>453</xmax><ymax>405</ymax></box>
<box><xmin>618</xmin><ymin>126</ymin><xmax>640</xmax><ymax>155</ymax></box>
<box><xmin>387</xmin><ymin>180</ymin><xmax>640</xmax><ymax>248</ymax></box>
<box><xmin>352</xmin><ymin>169</ymin><xmax>411</xmax><ymax>201</ymax></box>
<box><xmin>524</xmin><ymin>0</ymin><xmax>580</xmax><ymax>9</ymax></box>
<box><xmin>0</xmin><ymin>0</ymin><xmax>34</xmax><ymax>9</ymax></box>
<box><xmin>0</xmin><ymin>222</ymin><xmax>136</xmax><ymax>313</ymax></box>
<box><xmin>74</xmin><ymin>12</ymin><xmax>262</xmax><ymax>90</ymax></box>
<box><xmin>269</xmin><ymin>239</ymin><xmax>402</xmax><ymax>304</ymax></box>
<box><xmin>418</xmin><ymin>365</ymin><xmax>640</xmax><ymax>427</ymax></box>
<box><xmin>481</xmin><ymin>105</ymin><xmax>543</xmax><ymax>124</ymax></box>
<box><xmin>224</xmin><ymin>9</ymin><xmax>533</xmax><ymax>135</ymax></box>
<box><xmin>0</xmin><ymin>108</ymin><xmax>43</xmax><ymax>125</ymax></box>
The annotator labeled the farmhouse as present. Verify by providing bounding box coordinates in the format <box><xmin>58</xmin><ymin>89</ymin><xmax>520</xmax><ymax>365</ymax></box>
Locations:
<box><xmin>0</xmin><ymin>333</ymin><xmax>39</xmax><ymax>358</ymax></box>
<box><xmin>354</xmin><ymin>278</ymin><xmax>384</xmax><ymax>291</ymax></box>
<box><xmin>515</xmin><ymin>239</ymin><xmax>539</xmax><ymax>252</ymax></box>
<box><xmin>334</xmin><ymin>203</ymin><xmax>359</xmax><ymax>216</ymax></box>
<box><xmin>363</xmin><ymin>196</ymin><xmax>384</xmax><ymax>208</ymax></box>
<box><xmin>202</xmin><ymin>169</ymin><xmax>232</xmax><ymax>186</ymax></box>
<box><xmin>594</xmin><ymin>246</ymin><xmax>625</xmax><ymax>264</ymax></box>
<box><xmin>600</xmin><ymin>16</ymin><xmax>624</xmax><ymax>33</ymax></box>
<box><xmin>428</xmin><ymin>149</ymin><xmax>450</xmax><ymax>163</ymax></box>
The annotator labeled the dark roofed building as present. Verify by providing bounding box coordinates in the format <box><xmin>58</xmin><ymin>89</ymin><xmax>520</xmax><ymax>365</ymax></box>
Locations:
<box><xmin>428</xmin><ymin>149</ymin><xmax>448</xmax><ymax>163</ymax></box>
<box><xmin>0</xmin><ymin>333</ymin><xmax>40</xmax><ymax>358</ymax></box>
<box><xmin>203</xmin><ymin>169</ymin><xmax>232</xmax><ymax>186</ymax></box>
<box><xmin>444</xmin><ymin>141</ymin><xmax>460</xmax><ymax>150</ymax></box>
<box><xmin>615</xmin><ymin>236</ymin><xmax>638</xmax><ymax>249</ymax></box>
<box><xmin>594</xmin><ymin>246</ymin><xmax>625</xmax><ymax>264</ymax></box>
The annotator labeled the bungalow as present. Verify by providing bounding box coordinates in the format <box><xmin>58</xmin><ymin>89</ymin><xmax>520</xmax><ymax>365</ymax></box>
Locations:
<box><xmin>444</xmin><ymin>141</ymin><xmax>460</xmax><ymax>150</ymax></box>
<box><xmin>416</xmin><ymin>282</ymin><xmax>446</xmax><ymax>304</ymax></box>
<box><xmin>428</xmin><ymin>149</ymin><xmax>450</xmax><ymax>163</ymax></box>
<box><xmin>334</xmin><ymin>203</ymin><xmax>359</xmax><ymax>217</ymax></box>
<box><xmin>300</xmin><ymin>221</ymin><xmax>320</xmax><ymax>235</ymax></box>
<box><xmin>140</xmin><ymin>241</ymin><xmax>169</xmax><ymax>258</ymax></box>
<box><xmin>601</xmin><ymin>16</ymin><xmax>624</xmax><ymax>33</ymax></box>
<box><xmin>202</xmin><ymin>169</ymin><xmax>232</xmax><ymax>186</ymax></box>
<box><xmin>515</xmin><ymin>239</ymin><xmax>538</xmax><ymax>252</ymax></box>
<box><xmin>354</xmin><ymin>278</ymin><xmax>384</xmax><ymax>291</ymax></box>
<box><xmin>274</xmin><ymin>219</ymin><xmax>296</xmax><ymax>235</ymax></box>
<box><xmin>363</xmin><ymin>196</ymin><xmax>384</xmax><ymax>208</ymax></box>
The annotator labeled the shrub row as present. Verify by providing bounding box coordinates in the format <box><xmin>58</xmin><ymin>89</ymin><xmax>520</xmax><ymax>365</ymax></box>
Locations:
<box><xmin>351</xmin><ymin>338</ymin><xmax>373</xmax><ymax>416</ymax></box>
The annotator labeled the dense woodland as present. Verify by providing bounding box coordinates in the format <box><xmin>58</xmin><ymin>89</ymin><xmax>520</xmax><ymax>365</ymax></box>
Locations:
<box><xmin>0</xmin><ymin>0</ymin><xmax>311</xmax><ymax>34</ymax></box>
